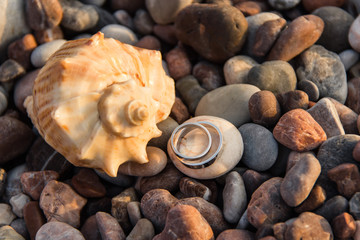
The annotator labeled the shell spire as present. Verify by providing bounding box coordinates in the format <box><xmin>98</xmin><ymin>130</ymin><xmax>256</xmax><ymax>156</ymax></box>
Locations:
<box><xmin>25</xmin><ymin>32</ymin><xmax>175</xmax><ymax>177</ymax></box>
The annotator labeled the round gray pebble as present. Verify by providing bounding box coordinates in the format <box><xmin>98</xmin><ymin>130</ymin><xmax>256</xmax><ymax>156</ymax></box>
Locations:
<box><xmin>100</xmin><ymin>24</ymin><xmax>138</xmax><ymax>45</ymax></box>
<box><xmin>339</xmin><ymin>49</ymin><xmax>359</xmax><ymax>71</ymax></box>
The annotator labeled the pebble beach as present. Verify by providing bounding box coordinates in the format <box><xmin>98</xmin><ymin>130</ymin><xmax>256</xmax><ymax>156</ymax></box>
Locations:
<box><xmin>1</xmin><ymin>0</ymin><xmax>360</xmax><ymax>239</ymax></box>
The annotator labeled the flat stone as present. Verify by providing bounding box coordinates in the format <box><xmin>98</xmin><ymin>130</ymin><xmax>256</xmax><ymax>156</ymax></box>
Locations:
<box><xmin>72</xmin><ymin>168</ymin><xmax>106</xmax><ymax>198</ymax></box>
<box><xmin>332</xmin><ymin>212</ymin><xmax>356</xmax><ymax>239</ymax></box>
<box><xmin>297</xmin><ymin>80</ymin><xmax>320</xmax><ymax>102</ymax></box>
<box><xmin>284</xmin><ymin>212</ymin><xmax>333</xmax><ymax>239</ymax></box>
<box><xmin>193</xmin><ymin>61</ymin><xmax>224</xmax><ymax>91</ymax></box>
<box><xmin>280</xmin><ymin>154</ymin><xmax>321</xmax><ymax>207</ymax></box>
<box><xmin>239</xmin><ymin>123</ymin><xmax>278</xmax><ymax>171</ymax></box>
<box><xmin>20</xmin><ymin>170</ymin><xmax>59</xmax><ymax>200</ymax></box>
<box><xmin>175</xmin><ymin>3</ymin><xmax>248</xmax><ymax>62</ymax></box>
<box><xmin>100</xmin><ymin>24</ymin><xmax>138</xmax><ymax>45</ymax></box>
<box><xmin>0</xmin><ymin>59</ymin><xmax>25</xmax><ymax>83</ymax></box>
<box><xmin>222</xmin><ymin>171</ymin><xmax>247</xmax><ymax>224</ymax></box>
<box><xmin>316</xmin><ymin>195</ymin><xmax>349</xmax><ymax>222</ymax></box>
<box><xmin>179</xmin><ymin>177</ymin><xmax>212</xmax><ymax>201</ymax></box>
<box><xmin>268</xmin><ymin>15</ymin><xmax>324</xmax><ymax>61</ymax></box>
<box><xmin>36</xmin><ymin>222</ymin><xmax>85</xmax><ymax>240</ymax></box>
<box><xmin>153</xmin><ymin>205</ymin><xmax>214</xmax><ymax>240</ymax></box>
<box><xmin>40</xmin><ymin>180</ymin><xmax>87</xmax><ymax>228</ymax></box>
<box><xmin>248</xmin><ymin>90</ymin><xmax>281</xmax><ymax>127</ymax></box>
<box><xmin>273</xmin><ymin>109</ymin><xmax>327</xmax><ymax>152</ymax></box>
<box><xmin>328</xmin><ymin>97</ymin><xmax>359</xmax><ymax>134</ymax></box>
<box><xmin>175</xmin><ymin>197</ymin><xmax>228</xmax><ymax>236</ymax></box>
<box><xmin>23</xmin><ymin>201</ymin><xmax>46</xmax><ymax>240</ymax></box>
<box><xmin>347</xmin><ymin>77</ymin><xmax>360</xmax><ymax>114</ymax></box>
<box><xmin>111</xmin><ymin>187</ymin><xmax>138</xmax><ymax>233</ymax></box>
<box><xmin>247</xmin><ymin>177</ymin><xmax>292</xmax><ymax>228</ymax></box>
<box><xmin>313</xmin><ymin>6</ymin><xmax>354</xmax><ymax>53</ymax></box>
<box><xmin>96</xmin><ymin>211</ymin><xmax>125</xmax><ymax>240</ymax></box>
<box><xmin>216</xmin><ymin>229</ymin><xmax>254</xmax><ymax>240</ymax></box>
<box><xmin>246</xmin><ymin>60</ymin><xmax>297</xmax><ymax>95</ymax></box>
<box><xmin>350</xmin><ymin>192</ymin><xmax>360</xmax><ymax>220</ymax></box>
<box><xmin>277</xmin><ymin>90</ymin><xmax>309</xmax><ymax>113</ymax></box>
<box><xmin>195</xmin><ymin>84</ymin><xmax>260</xmax><ymax>128</ymax></box>
<box><xmin>30</xmin><ymin>39</ymin><xmax>66</xmax><ymax>67</ymax></box>
<box><xmin>308</xmin><ymin>98</ymin><xmax>345</xmax><ymax>138</ymax></box>
<box><xmin>297</xmin><ymin>45</ymin><xmax>348</xmax><ymax>104</ymax></box>
<box><xmin>0</xmin><ymin>226</ymin><xmax>25</xmax><ymax>240</ymax></box>
<box><xmin>294</xmin><ymin>184</ymin><xmax>326</xmax><ymax>213</ymax></box>
<box><xmin>223</xmin><ymin>55</ymin><xmax>258</xmax><ymax>85</ymax></box>
<box><xmin>140</xmin><ymin>189</ymin><xmax>178</xmax><ymax>231</ymax></box>
<box><xmin>25</xmin><ymin>0</ymin><xmax>63</xmax><ymax>31</ymax></box>
<box><xmin>0</xmin><ymin>203</ymin><xmax>16</xmax><ymax>226</ymax></box>
<box><xmin>9</xmin><ymin>193</ymin><xmax>30</xmax><ymax>217</ymax></box>
<box><xmin>165</xmin><ymin>46</ymin><xmax>191</xmax><ymax>81</ymax></box>
<box><xmin>126</xmin><ymin>218</ymin><xmax>155</xmax><ymax>240</ymax></box>
<box><xmin>349</xmin><ymin>15</ymin><xmax>360</xmax><ymax>52</ymax></box>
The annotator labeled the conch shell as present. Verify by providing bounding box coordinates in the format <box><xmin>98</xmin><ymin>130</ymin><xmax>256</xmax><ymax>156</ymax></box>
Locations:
<box><xmin>25</xmin><ymin>32</ymin><xmax>175</xmax><ymax>177</ymax></box>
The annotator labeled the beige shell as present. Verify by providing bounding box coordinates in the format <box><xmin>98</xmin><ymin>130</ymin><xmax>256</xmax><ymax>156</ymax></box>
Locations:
<box><xmin>25</xmin><ymin>32</ymin><xmax>175</xmax><ymax>177</ymax></box>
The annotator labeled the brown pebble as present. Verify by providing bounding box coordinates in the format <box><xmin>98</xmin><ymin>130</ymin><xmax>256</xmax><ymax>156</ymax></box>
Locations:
<box><xmin>36</xmin><ymin>222</ymin><xmax>85</xmax><ymax>240</ymax></box>
<box><xmin>276</xmin><ymin>90</ymin><xmax>309</xmax><ymax>113</ymax></box>
<box><xmin>248</xmin><ymin>90</ymin><xmax>281</xmax><ymax>127</ymax></box>
<box><xmin>329</xmin><ymin>97</ymin><xmax>359</xmax><ymax>134</ymax></box>
<box><xmin>273</xmin><ymin>109</ymin><xmax>327</xmax><ymax>152</ymax></box>
<box><xmin>165</xmin><ymin>45</ymin><xmax>192</xmax><ymax>80</ymax></box>
<box><xmin>71</xmin><ymin>168</ymin><xmax>106</xmax><ymax>198</ymax></box>
<box><xmin>23</xmin><ymin>201</ymin><xmax>46</xmax><ymax>240</ymax></box>
<box><xmin>252</xmin><ymin>18</ymin><xmax>287</xmax><ymax>57</ymax></box>
<box><xmin>273</xmin><ymin>222</ymin><xmax>287</xmax><ymax>240</ymax></box>
<box><xmin>110</xmin><ymin>0</ymin><xmax>144</xmax><ymax>14</ymax></box>
<box><xmin>140</xmin><ymin>189</ymin><xmax>178</xmax><ymax>231</ymax></box>
<box><xmin>354</xmin><ymin>141</ymin><xmax>360</xmax><ymax>161</ymax></box>
<box><xmin>14</xmin><ymin>69</ymin><xmax>39</xmax><ymax>113</ymax></box>
<box><xmin>192</xmin><ymin>61</ymin><xmax>224</xmax><ymax>91</ymax></box>
<box><xmin>153</xmin><ymin>204</ymin><xmax>214</xmax><ymax>240</ymax></box>
<box><xmin>346</xmin><ymin>78</ymin><xmax>360</xmax><ymax>114</ymax></box>
<box><xmin>302</xmin><ymin>0</ymin><xmax>346</xmax><ymax>12</ymax></box>
<box><xmin>81</xmin><ymin>215</ymin><xmax>101</xmax><ymax>240</ymax></box>
<box><xmin>127</xmin><ymin>201</ymin><xmax>142</xmax><ymax>226</ymax></box>
<box><xmin>294</xmin><ymin>184</ymin><xmax>326</xmax><ymax>213</ymax></box>
<box><xmin>85</xmin><ymin>197</ymin><xmax>111</xmax><ymax>218</ymax></box>
<box><xmin>40</xmin><ymin>180</ymin><xmax>87</xmax><ymax>228</ymax></box>
<box><xmin>96</xmin><ymin>211</ymin><xmax>125</xmax><ymax>240</ymax></box>
<box><xmin>34</xmin><ymin>26</ymin><xmax>64</xmax><ymax>44</ymax></box>
<box><xmin>216</xmin><ymin>229</ymin><xmax>254</xmax><ymax>240</ymax></box>
<box><xmin>332</xmin><ymin>212</ymin><xmax>356</xmax><ymax>239</ymax></box>
<box><xmin>25</xmin><ymin>0</ymin><xmax>63</xmax><ymax>31</ymax></box>
<box><xmin>235</xmin><ymin>1</ymin><xmax>262</xmax><ymax>16</ymax></box>
<box><xmin>20</xmin><ymin>170</ymin><xmax>59</xmax><ymax>200</ymax></box>
<box><xmin>0</xmin><ymin>59</ymin><xmax>25</xmax><ymax>83</ymax></box>
<box><xmin>126</xmin><ymin>218</ymin><xmax>155</xmax><ymax>240</ymax></box>
<box><xmin>327</xmin><ymin>163</ymin><xmax>360</xmax><ymax>198</ymax></box>
<box><xmin>255</xmin><ymin>223</ymin><xmax>274</xmax><ymax>240</ymax></box>
<box><xmin>242</xmin><ymin>169</ymin><xmax>271</xmax><ymax>198</ymax></box>
<box><xmin>153</xmin><ymin>24</ymin><xmax>178</xmax><ymax>45</ymax></box>
<box><xmin>170</xmin><ymin>97</ymin><xmax>190</xmax><ymax>124</ymax></box>
<box><xmin>179</xmin><ymin>177</ymin><xmax>212</xmax><ymax>201</ymax></box>
<box><xmin>135</xmin><ymin>35</ymin><xmax>161</xmax><ymax>50</ymax></box>
<box><xmin>268</xmin><ymin>15</ymin><xmax>324</xmax><ymax>61</ymax></box>
<box><xmin>7</xmin><ymin>34</ymin><xmax>37</xmax><ymax>69</ymax></box>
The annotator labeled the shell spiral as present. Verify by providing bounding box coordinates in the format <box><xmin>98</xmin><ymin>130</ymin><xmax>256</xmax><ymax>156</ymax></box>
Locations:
<box><xmin>25</xmin><ymin>32</ymin><xmax>175</xmax><ymax>177</ymax></box>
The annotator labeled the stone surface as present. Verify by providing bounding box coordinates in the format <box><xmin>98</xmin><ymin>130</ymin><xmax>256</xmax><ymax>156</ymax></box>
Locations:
<box><xmin>328</xmin><ymin>163</ymin><xmax>360</xmax><ymax>199</ymax></box>
<box><xmin>14</xmin><ymin>69</ymin><xmax>39</xmax><ymax>113</ymax></box>
<box><xmin>175</xmin><ymin>3</ymin><xmax>248</xmax><ymax>62</ymax></box>
<box><xmin>193</xmin><ymin>61</ymin><xmax>224</xmax><ymax>91</ymax></box>
<box><xmin>354</xmin><ymin>141</ymin><xmax>360</xmax><ymax>161</ymax></box>
<box><xmin>355</xmin><ymin>221</ymin><xmax>360</xmax><ymax>240</ymax></box>
<box><xmin>316</xmin><ymin>195</ymin><xmax>349</xmax><ymax>222</ymax></box>
<box><xmin>277</xmin><ymin>90</ymin><xmax>309</xmax><ymax>113</ymax></box>
<box><xmin>284</xmin><ymin>212</ymin><xmax>333</xmax><ymax>239</ymax></box>
<box><xmin>135</xmin><ymin>35</ymin><xmax>161</xmax><ymax>50</ymax></box>
<box><xmin>252</xmin><ymin>18</ymin><xmax>287</xmax><ymax>57</ymax></box>
<box><xmin>234</xmin><ymin>1</ymin><xmax>263</xmax><ymax>16</ymax></box>
<box><xmin>40</xmin><ymin>180</ymin><xmax>87</xmax><ymax>228</ymax></box>
<box><xmin>313</xmin><ymin>6</ymin><xmax>354</xmax><ymax>53</ymax></box>
<box><xmin>340</xmin><ymin>49</ymin><xmax>359</xmax><ymax>71</ymax></box>
<box><xmin>294</xmin><ymin>184</ymin><xmax>326</xmax><ymax>213</ymax></box>
<box><xmin>111</xmin><ymin>187</ymin><xmax>138</xmax><ymax>233</ymax></box>
<box><xmin>110</xmin><ymin>0</ymin><xmax>144</xmax><ymax>14</ymax></box>
<box><xmin>242</xmin><ymin>170</ymin><xmax>271</xmax><ymax>199</ymax></box>
<box><xmin>246</xmin><ymin>60</ymin><xmax>297</xmax><ymax>95</ymax></box>
<box><xmin>36</xmin><ymin>222</ymin><xmax>85</xmax><ymax>240</ymax></box>
<box><xmin>9</xmin><ymin>193</ymin><xmax>30</xmax><ymax>217</ymax></box>
<box><xmin>25</xmin><ymin>0</ymin><xmax>63</xmax><ymax>31</ymax></box>
<box><xmin>0</xmin><ymin>88</ymin><xmax>7</xmax><ymax>116</ymax></box>
<box><xmin>176</xmin><ymin>197</ymin><xmax>228</xmax><ymax>236</ymax></box>
<box><xmin>153</xmin><ymin>204</ymin><xmax>214</xmax><ymax>240</ymax></box>
<box><xmin>0</xmin><ymin>0</ymin><xmax>31</xmax><ymax>63</ymax></box>
<box><xmin>149</xmin><ymin>117</ymin><xmax>179</xmax><ymax>151</ymax></box>
<box><xmin>153</xmin><ymin>24</ymin><xmax>177</xmax><ymax>45</ymax></box>
<box><xmin>0</xmin><ymin>169</ymin><xmax>6</xmax><ymax>197</ymax></box>
<box><xmin>0</xmin><ymin>203</ymin><xmax>16</xmax><ymax>226</ymax></box>
<box><xmin>308</xmin><ymin>98</ymin><xmax>345</xmax><ymax>138</ymax></box>
<box><xmin>96</xmin><ymin>211</ymin><xmax>125</xmax><ymax>240</ymax></box>
<box><xmin>0</xmin><ymin>116</ymin><xmax>35</xmax><ymax>165</ymax></box>
<box><xmin>81</xmin><ymin>215</ymin><xmax>101</xmax><ymax>240</ymax></box>
<box><xmin>140</xmin><ymin>189</ymin><xmax>178</xmax><ymax>231</ymax></box>
<box><xmin>10</xmin><ymin>219</ymin><xmax>28</xmax><ymax>240</ymax></box>
<box><xmin>165</xmin><ymin>46</ymin><xmax>192</xmax><ymax>81</ymax></box>
<box><xmin>30</xmin><ymin>39</ymin><xmax>66</xmax><ymax>68</ymax></box>
<box><xmin>113</xmin><ymin>10</ymin><xmax>134</xmax><ymax>30</ymax></box>
<box><xmin>329</xmin><ymin>97</ymin><xmax>359</xmax><ymax>134</ymax></box>
<box><xmin>126</xmin><ymin>218</ymin><xmax>155</xmax><ymax>240</ymax></box>
<box><xmin>179</xmin><ymin>177</ymin><xmax>211</xmax><ymax>201</ymax></box>
<box><xmin>224</xmin><ymin>55</ymin><xmax>258</xmax><ymax>85</ymax></box>
<box><xmin>297</xmin><ymin>80</ymin><xmax>320</xmax><ymax>102</ymax></box>
<box><xmin>59</xmin><ymin>0</ymin><xmax>99</xmax><ymax>32</ymax></box>
<box><xmin>170</xmin><ymin>97</ymin><xmax>190</xmax><ymax>124</ymax></box>
<box><xmin>4</xmin><ymin>164</ymin><xmax>28</xmax><ymax>202</ymax></box>
<box><xmin>347</xmin><ymin>78</ymin><xmax>360</xmax><ymax>114</ymax></box>
<box><xmin>297</xmin><ymin>45</ymin><xmax>348</xmax><ymax>104</ymax></box>
<box><xmin>100</xmin><ymin>24</ymin><xmax>138</xmax><ymax>45</ymax></box>
<box><xmin>0</xmin><ymin>226</ymin><xmax>25</xmax><ymax>240</ymax></box>
<box><xmin>195</xmin><ymin>84</ymin><xmax>260</xmax><ymax>128</ymax></box>
<box><xmin>216</xmin><ymin>229</ymin><xmax>254</xmax><ymax>240</ymax></box>
<box><xmin>0</xmin><ymin>59</ymin><xmax>25</xmax><ymax>83</ymax></box>
<box><xmin>268</xmin><ymin>0</ymin><xmax>300</xmax><ymax>10</ymax></box>
<box><xmin>146</xmin><ymin>0</ymin><xmax>192</xmax><ymax>25</ymax></box>
<box><xmin>349</xmin><ymin>15</ymin><xmax>360</xmax><ymax>52</ymax></box>
<box><xmin>239</xmin><ymin>123</ymin><xmax>278</xmax><ymax>171</ymax></box>
<box><xmin>273</xmin><ymin>109</ymin><xmax>327</xmax><ymax>152</ymax></box>
<box><xmin>302</xmin><ymin>0</ymin><xmax>346</xmax><ymax>12</ymax></box>
<box><xmin>34</xmin><ymin>26</ymin><xmax>64</xmax><ymax>44</ymax></box>
<box><xmin>332</xmin><ymin>212</ymin><xmax>356</xmax><ymax>239</ymax></box>
<box><xmin>84</xmin><ymin>197</ymin><xmax>111</xmax><ymax>218</ymax></box>
<box><xmin>248</xmin><ymin>90</ymin><xmax>281</xmax><ymax>127</ymax></box>
<box><xmin>280</xmin><ymin>154</ymin><xmax>321</xmax><ymax>207</ymax></box>
<box><xmin>222</xmin><ymin>171</ymin><xmax>247</xmax><ymax>224</ymax></box>
<box><xmin>71</xmin><ymin>168</ymin><xmax>106</xmax><ymax>198</ymax></box>
<box><xmin>127</xmin><ymin>201</ymin><xmax>142</xmax><ymax>226</ymax></box>
<box><xmin>133</xmin><ymin>9</ymin><xmax>154</xmax><ymax>35</ymax></box>
<box><xmin>7</xmin><ymin>34</ymin><xmax>37</xmax><ymax>70</ymax></box>
<box><xmin>268</xmin><ymin>15</ymin><xmax>324</xmax><ymax>61</ymax></box>
<box><xmin>20</xmin><ymin>170</ymin><xmax>59</xmax><ymax>200</ymax></box>
<box><xmin>350</xmin><ymin>192</ymin><xmax>360</xmax><ymax>220</ymax></box>
<box><xmin>247</xmin><ymin>177</ymin><xmax>292</xmax><ymax>228</ymax></box>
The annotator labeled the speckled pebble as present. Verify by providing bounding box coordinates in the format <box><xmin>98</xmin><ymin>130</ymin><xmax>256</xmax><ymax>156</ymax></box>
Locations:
<box><xmin>21</xmin><ymin>170</ymin><xmax>59</xmax><ymax>201</ymax></box>
<box><xmin>0</xmin><ymin>226</ymin><xmax>25</xmax><ymax>240</ymax></box>
<box><xmin>126</xmin><ymin>218</ymin><xmax>155</xmax><ymax>240</ymax></box>
<box><xmin>0</xmin><ymin>203</ymin><xmax>16</xmax><ymax>226</ymax></box>
<box><xmin>30</xmin><ymin>39</ymin><xmax>66</xmax><ymax>68</ymax></box>
<box><xmin>36</xmin><ymin>222</ymin><xmax>85</xmax><ymax>240</ymax></box>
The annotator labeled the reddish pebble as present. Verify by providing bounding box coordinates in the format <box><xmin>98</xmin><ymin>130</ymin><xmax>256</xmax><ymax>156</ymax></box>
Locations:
<box><xmin>7</xmin><ymin>34</ymin><xmax>37</xmax><ymax>69</ymax></box>
<box><xmin>327</xmin><ymin>163</ymin><xmax>360</xmax><ymax>198</ymax></box>
<box><xmin>170</xmin><ymin>97</ymin><xmax>190</xmax><ymax>124</ymax></box>
<box><xmin>273</xmin><ymin>109</ymin><xmax>327</xmax><ymax>152</ymax></box>
<box><xmin>153</xmin><ymin>24</ymin><xmax>178</xmax><ymax>45</ymax></box>
<box><xmin>23</xmin><ymin>201</ymin><xmax>46</xmax><ymax>240</ymax></box>
<box><xmin>96</xmin><ymin>211</ymin><xmax>126</xmax><ymax>240</ymax></box>
<box><xmin>354</xmin><ymin>141</ymin><xmax>360</xmax><ymax>161</ymax></box>
<box><xmin>71</xmin><ymin>168</ymin><xmax>106</xmax><ymax>198</ymax></box>
<box><xmin>165</xmin><ymin>46</ymin><xmax>192</xmax><ymax>80</ymax></box>
<box><xmin>135</xmin><ymin>35</ymin><xmax>161</xmax><ymax>50</ymax></box>
<box><xmin>235</xmin><ymin>1</ymin><xmax>262</xmax><ymax>16</ymax></box>
<box><xmin>192</xmin><ymin>61</ymin><xmax>224</xmax><ymax>91</ymax></box>
<box><xmin>14</xmin><ymin>69</ymin><xmax>40</xmax><ymax>113</ymax></box>
<box><xmin>332</xmin><ymin>212</ymin><xmax>356</xmax><ymax>239</ymax></box>
<box><xmin>216</xmin><ymin>229</ymin><xmax>254</xmax><ymax>240</ymax></box>
<box><xmin>20</xmin><ymin>170</ymin><xmax>59</xmax><ymax>200</ymax></box>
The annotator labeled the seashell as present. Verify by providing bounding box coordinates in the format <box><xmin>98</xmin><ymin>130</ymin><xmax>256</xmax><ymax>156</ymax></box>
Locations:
<box><xmin>24</xmin><ymin>32</ymin><xmax>175</xmax><ymax>177</ymax></box>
